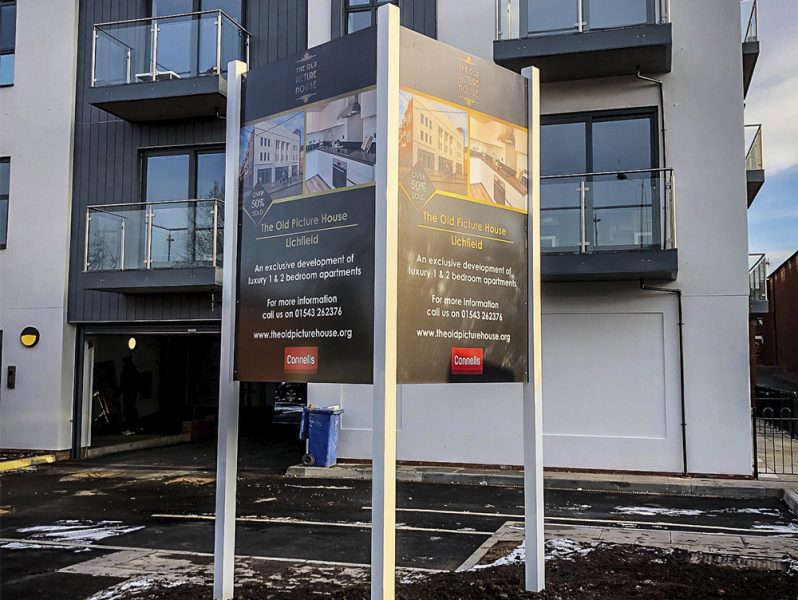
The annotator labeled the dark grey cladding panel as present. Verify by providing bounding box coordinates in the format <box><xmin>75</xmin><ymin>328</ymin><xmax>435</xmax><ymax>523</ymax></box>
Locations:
<box><xmin>68</xmin><ymin>0</ymin><xmax>308</xmax><ymax>323</ymax></box>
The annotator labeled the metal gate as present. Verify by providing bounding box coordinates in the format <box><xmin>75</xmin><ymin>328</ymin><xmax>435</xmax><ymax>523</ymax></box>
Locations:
<box><xmin>753</xmin><ymin>392</ymin><xmax>798</xmax><ymax>477</ymax></box>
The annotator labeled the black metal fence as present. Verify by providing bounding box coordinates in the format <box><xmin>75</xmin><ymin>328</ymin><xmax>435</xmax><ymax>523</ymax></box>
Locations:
<box><xmin>753</xmin><ymin>389</ymin><xmax>798</xmax><ymax>477</ymax></box>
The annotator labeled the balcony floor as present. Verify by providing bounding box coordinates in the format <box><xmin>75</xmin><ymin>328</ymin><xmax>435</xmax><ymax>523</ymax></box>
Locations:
<box><xmin>86</xmin><ymin>75</ymin><xmax>228</xmax><ymax>122</ymax></box>
<box><xmin>82</xmin><ymin>267</ymin><xmax>222</xmax><ymax>294</ymax></box>
<box><xmin>542</xmin><ymin>249</ymin><xmax>678</xmax><ymax>282</ymax></box>
<box><xmin>494</xmin><ymin>23</ymin><xmax>672</xmax><ymax>82</ymax></box>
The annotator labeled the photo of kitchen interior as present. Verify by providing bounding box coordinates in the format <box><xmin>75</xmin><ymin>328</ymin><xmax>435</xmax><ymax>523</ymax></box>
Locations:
<box><xmin>398</xmin><ymin>90</ymin><xmax>469</xmax><ymax>197</ymax></box>
<box><xmin>304</xmin><ymin>89</ymin><xmax>377</xmax><ymax>193</ymax></box>
<box><xmin>245</xmin><ymin>111</ymin><xmax>305</xmax><ymax>200</ymax></box>
<box><xmin>469</xmin><ymin>114</ymin><xmax>528</xmax><ymax>210</ymax></box>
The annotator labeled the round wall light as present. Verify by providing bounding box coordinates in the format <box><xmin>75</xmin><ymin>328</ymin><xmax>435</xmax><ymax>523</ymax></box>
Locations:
<box><xmin>128</xmin><ymin>337</ymin><xmax>137</xmax><ymax>350</ymax></box>
<box><xmin>20</xmin><ymin>327</ymin><xmax>40</xmax><ymax>348</ymax></box>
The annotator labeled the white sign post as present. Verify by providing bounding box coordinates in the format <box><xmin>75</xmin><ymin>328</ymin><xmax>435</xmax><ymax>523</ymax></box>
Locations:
<box><xmin>522</xmin><ymin>65</ymin><xmax>544</xmax><ymax>593</ymax></box>
<box><xmin>371</xmin><ymin>6</ymin><xmax>400</xmax><ymax>599</ymax></box>
<box><xmin>213</xmin><ymin>59</ymin><xmax>247</xmax><ymax>600</ymax></box>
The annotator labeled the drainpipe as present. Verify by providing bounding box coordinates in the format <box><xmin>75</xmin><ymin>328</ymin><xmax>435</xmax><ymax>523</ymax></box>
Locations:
<box><xmin>640</xmin><ymin>279</ymin><xmax>688</xmax><ymax>476</ymax></box>
<box><xmin>636</xmin><ymin>71</ymin><xmax>667</xmax><ymax>169</ymax></box>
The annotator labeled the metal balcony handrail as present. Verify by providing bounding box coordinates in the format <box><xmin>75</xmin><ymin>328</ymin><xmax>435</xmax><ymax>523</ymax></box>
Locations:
<box><xmin>92</xmin><ymin>10</ymin><xmax>250</xmax><ymax>87</ymax></box>
<box><xmin>87</xmin><ymin>198</ymin><xmax>224</xmax><ymax>210</ymax></box>
<box><xmin>748</xmin><ymin>252</ymin><xmax>767</xmax><ymax>302</ymax></box>
<box><xmin>541</xmin><ymin>167</ymin><xmax>672</xmax><ymax>180</ymax></box>
<box><xmin>497</xmin><ymin>0</ymin><xmax>670</xmax><ymax>40</ymax></box>
<box><xmin>745</xmin><ymin>124</ymin><xmax>764</xmax><ymax>171</ymax></box>
<box><xmin>84</xmin><ymin>198</ymin><xmax>223</xmax><ymax>272</ymax></box>
<box><xmin>540</xmin><ymin>167</ymin><xmax>675</xmax><ymax>252</ymax></box>
<box><xmin>742</xmin><ymin>0</ymin><xmax>759</xmax><ymax>43</ymax></box>
<box><xmin>94</xmin><ymin>9</ymin><xmax>251</xmax><ymax>37</ymax></box>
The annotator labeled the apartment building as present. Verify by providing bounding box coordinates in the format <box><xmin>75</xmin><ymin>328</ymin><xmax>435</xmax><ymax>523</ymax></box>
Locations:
<box><xmin>309</xmin><ymin>0</ymin><xmax>757</xmax><ymax>476</ymax></box>
<box><xmin>0</xmin><ymin>0</ymin><xmax>754</xmax><ymax>474</ymax></box>
<box><xmin>0</xmin><ymin>0</ymin><xmax>80</xmax><ymax>451</ymax></box>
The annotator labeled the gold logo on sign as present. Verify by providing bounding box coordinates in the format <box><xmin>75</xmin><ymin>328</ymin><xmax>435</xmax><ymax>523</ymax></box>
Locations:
<box><xmin>458</xmin><ymin>55</ymin><xmax>480</xmax><ymax>107</ymax></box>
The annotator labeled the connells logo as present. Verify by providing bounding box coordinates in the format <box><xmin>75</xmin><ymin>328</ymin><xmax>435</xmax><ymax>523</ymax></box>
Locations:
<box><xmin>284</xmin><ymin>347</ymin><xmax>319</xmax><ymax>373</ymax></box>
<box><xmin>296</xmin><ymin>52</ymin><xmax>318</xmax><ymax>104</ymax></box>
<box><xmin>451</xmin><ymin>347</ymin><xmax>483</xmax><ymax>375</ymax></box>
<box><xmin>458</xmin><ymin>55</ymin><xmax>480</xmax><ymax>107</ymax></box>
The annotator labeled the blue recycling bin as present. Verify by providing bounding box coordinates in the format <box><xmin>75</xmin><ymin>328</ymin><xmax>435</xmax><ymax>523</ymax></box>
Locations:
<box><xmin>299</xmin><ymin>407</ymin><xmax>344</xmax><ymax>467</ymax></box>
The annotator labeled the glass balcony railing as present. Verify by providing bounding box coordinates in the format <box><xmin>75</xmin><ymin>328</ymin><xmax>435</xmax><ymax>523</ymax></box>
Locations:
<box><xmin>742</xmin><ymin>0</ymin><xmax>759</xmax><ymax>43</ymax></box>
<box><xmin>84</xmin><ymin>199</ymin><xmax>223</xmax><ymax>272</ymax></box>
<box><xmin>540</xmin><ymin>168</ymin><xmax>675</xmax><ymax>254</ymax></box>
<box><xmin>749</xmin><ymin>253</ymin><xmax>767</xmax><ymax>303</ymax></box>
<box><xmin>91</xmin><ymin>10</ymin><xmax>249</xmax><ymax>87</ymax></box>
<box><xmin>746</xmin><ymin>124</ymin><xmax>764</xmax><ymax>171</ymax></box>
<box><xmin>496</xmin><ymin>0</ymin><xmax>670</xmax><ymax>39</ymax></box>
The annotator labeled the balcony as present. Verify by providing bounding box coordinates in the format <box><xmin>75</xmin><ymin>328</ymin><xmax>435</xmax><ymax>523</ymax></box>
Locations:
<box><xmin>749</xmin><ymin>253</ymin><xmax>768</xmax><ymax>314</ymax></box>
<box><xmin>493</xmin><ymin>0</ymin><xmax>672</xmax><ymax>81</ymax></box>
<box><xmin>540</xmin><ymin>168</ymin><xmax>677</xmax><ymax>281</ymax></box>
<box><xmin>741</xmin><ymin>0</ymin><xmax>759</xmax><ymax>97</ymax></box>
<box><xmin>82</xmin><ymin>199</ymin><xmax>223</xmax><ymax>293</ymax></box>
<box><xmin>87</xmin><ymin>10</ymin><xmax>249</xmax><ymax>122</ymax></box>
<box><xmin>746</xmin><ymin>124</ymin><xmax>765</xmax><ymax>207</ymax></box>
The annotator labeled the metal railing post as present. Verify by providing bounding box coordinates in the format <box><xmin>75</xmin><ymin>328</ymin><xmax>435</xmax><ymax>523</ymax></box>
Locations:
<box><xmin>151</xmin><ymin>21</ymin><xmax>159</xmax><ymax>80</ymax></box>
<box><xmin>212</xmin><ymin>200</ymin><xmax>219</xmax><ymax>267</ymax></box>
<box><xmin>84</xmin><ymin>210</ymin><xmax>91</xmax><ymax>271</ymax></box>
<box><xmin>495</xmin><ymin>0</ymin><xmax>501</xmax><ymax>40</ymax></box>
<box><xmin>126</xmin><ymin>48</ymin><xmax>132</xmax><ymax>84</ymax></box>
<box><xmin>120</xmin><ymin>220</ymin><xmax>126</xmax><ymax>271</ymax></box>
<box><xmin>576</xmin><ymin>0</ymin><xmax>585</xmax><ymax>32</ymax></box>
<box><xmin>578</xmin><ymin>177</ymin><xmax>588</xmax><ymax>253</ymax></box>
<box><xmin>145</xmin><ymin>207</ymin><xmax>154</xmax><ymax>268</ymax></box>
<box><xmin>752</xmin><ymin>406</ymin><xmax>759</xmax><ymax>479</ymax></box>
<box><xmin>91</xmin><ymin>29</ymin><xmax>98</xmax><ymax>87</ymax></box>
<box><xmin>216</xmin><ymin>12</ymin><xmax>223</xmax><ymax>75</ymax></box>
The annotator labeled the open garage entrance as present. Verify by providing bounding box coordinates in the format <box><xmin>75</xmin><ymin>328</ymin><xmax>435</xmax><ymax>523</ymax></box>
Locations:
<box><xmin>73</xmin><ymin>328</ymin><xmax>305</xmax><ymax>469</ymax></box>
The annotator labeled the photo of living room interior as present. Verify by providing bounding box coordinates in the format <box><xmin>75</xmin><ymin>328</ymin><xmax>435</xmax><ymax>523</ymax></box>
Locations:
<box><xmin>304</xmin><ymin>89</ymin><xmax>377</xmax><ymax>193</ymax></box>
<box><xmin>469</xmin><ymin>115</ymin><xmax>528</xmax><ymax>209</ymax></box>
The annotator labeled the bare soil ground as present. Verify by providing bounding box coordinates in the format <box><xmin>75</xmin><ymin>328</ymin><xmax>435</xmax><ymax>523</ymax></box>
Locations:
<box><xmin>109</xmin><ymin>546</ymin><xmax>798</xmax><ymax>600</ymax></box>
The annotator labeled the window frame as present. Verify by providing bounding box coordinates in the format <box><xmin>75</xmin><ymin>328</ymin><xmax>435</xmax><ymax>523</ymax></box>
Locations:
<box><xmin>0</xmin><ymin>0</ymin><xmax>16</xmax><ymax>87</ymax></box>
<box><xmin>344</xmin><ymin>0</ymin><xmax>398</xmax><ymax>34</ymax></box>
<box><xmin>140</xmin><ymin>145</ymin><xmax>225</xmax><ymax>203</ymax></box>
<box><xmin>0</xmin><ymin>157</ymin><xmax>9</xmax><ymax>249</ymax></box>
<box><xmin>540</xmin><ymin>107</ymin><xmax>661</xmax><ymax>253</ymax></box>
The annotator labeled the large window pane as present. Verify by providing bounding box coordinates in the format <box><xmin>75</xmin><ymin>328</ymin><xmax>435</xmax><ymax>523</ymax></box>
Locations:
<box><xmin>0</xmin><ymin>3</ymin><xmax>15</xmax><ymax>50</ymax></box>
<box><xmin>0</xmin><ymin>53</ymin><xmax>13</xmax><ymax>85</ymax></box>
<box><xmin>146</xmin><ymin>154</ymin><xmax>190</xmax><ymax>201</ymax></box>
<box><xmin>541</xmin><ymin>122</ymin><xmax>586</xmax><ymax>176</ymax></box>
<box><xmin>0</xmin><ymin>159</ymin><xmax>9</xmax><ymax>195</ymax></box>
<box><xmin>152</xmin><ymin>0</ymin><xmax>194</xmax><ymax>16</ymax></box>
<box><xmin>348</xmin><ymin>11</ymin><xmax>372</xmax><ymax>33</ymax></box>
<box><xmin>592</xmin><ymin>117</ymin><xmax>652</xmax><ymax>173</ymax></box>
<box><xmin>197</xmin><ymin>152</ymin><xmax>225</xmax><ymax>198</ymax></box>
<box><xmin>587</xmin><ymin>0</ymin><xmax>651</xmax><ymax>30</ymax></box>
<box><xmin>201</xmin><ymin>0</ymin><xmax>243</xmax><ymax>23</ymax></box>
<box><xmin>0</xmin><ymin>198</ymin><xmax>8</xmax><ymax>246</ymax></box>
<box><xmin>156</xmin><ymin>14</ymin><xmax>198</xmax><ymax>77</ymax></box>
<box><xmin>528</xmin><ymin>0</ymin><xmax>578</xmax><ymax>34</ymax></box>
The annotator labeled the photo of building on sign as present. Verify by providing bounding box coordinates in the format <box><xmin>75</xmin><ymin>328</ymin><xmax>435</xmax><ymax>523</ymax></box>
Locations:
<box><xmin>469</xmin><ymin>114</ymin><xmax>528</xmax><ymax>209</ymax></box>
<box><xmin>241</xmin><ymin>111</ymin><xmax>305</xmax><ymax>202</ymax></box>
<box><xmin>304</xmin><ymin>89</ymin><xmax>377</xmax><ymax>193</ymax></box>
<box><xmin>399</xmin><ymin>89</ymin><xmax>468</xmax><ymax>197</ymax></box>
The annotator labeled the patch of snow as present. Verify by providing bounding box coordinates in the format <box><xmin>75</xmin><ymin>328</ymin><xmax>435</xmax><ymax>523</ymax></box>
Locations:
<box><xmin>254</xmin><ymin>497</ymin><xmax>277</xmax><ymax>504</ymax></box>
<box><xmin>1</xmin><ymin>542</ymin><xmax>48</xmax><ymax>550</ymax></box>
<box><xmin>562</xmin><ymin>504</ymin><xmax>591</xmax><ymax>511</ymax></box>
<box><xmin>613</xmin><ymin>506</ymin><xmax>704</xmax><ymax>518</ymax></box>
<box><xmin>18</xmin><ymin>520</ymin><xmax>144</xmax><ymax>544</ymax></box>
<box><xmin>715</xmin><ymin>508</ymin><xmax>784</xmax><ymax>518</ymax></box>
<box><xmin>545</xmin><ymin>538</ymin><xmax>595</xmax><ymax>562</ymax></box>
<box><xmin>285</xmin><ymin>485</ymin><xmax>354</xmax><ymax>490</ymax></box>
<box><xmin>87</xmin><ymin>579</ymin><xmax>155</xmax><ymax>600</ymax></box>
<box><xmin>750</xmin><ymin>523</ymin><xmax>798</xmax><ymax>534</ymax></box>
<box><xmin>472</xmin><ymin>542</ymin><xmax>526</xmax><ymax>570</ymax></box>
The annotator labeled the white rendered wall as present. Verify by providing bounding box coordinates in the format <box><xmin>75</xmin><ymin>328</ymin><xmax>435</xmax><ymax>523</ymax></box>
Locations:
<box><xmin>0</xmin><ymin>0</ymin><xmax>79</xmax><ymax>450</ymax></box>
<box><xmin>310</xmin><ymin>0</ymin><xmax>752</xmax><ymax>475</ymax></box>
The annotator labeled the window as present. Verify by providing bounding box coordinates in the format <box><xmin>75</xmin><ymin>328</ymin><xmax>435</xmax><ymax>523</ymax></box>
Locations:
<box><xmin>540</xmin><ymin>109</ymin><xmax>659</xmax><ymax>251</ymax></box>
<box><xmin>144</xmin><ymin>148</ymin><xmax>225</xmax><ymax>202</ymax></box>
<box><xmin>0</xmin><ymin>1</ymin><xmax>15</xmax><ymax>85</ymax></box>
<box><xmin>0</xmin><ymin>158</ymin><xmax>8</xmax><ymax>247</ymax></box>
<box><xmin>345</xmin><ymin>0</ymin><xmax>397</xmax><ymax>34</ymax></box>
